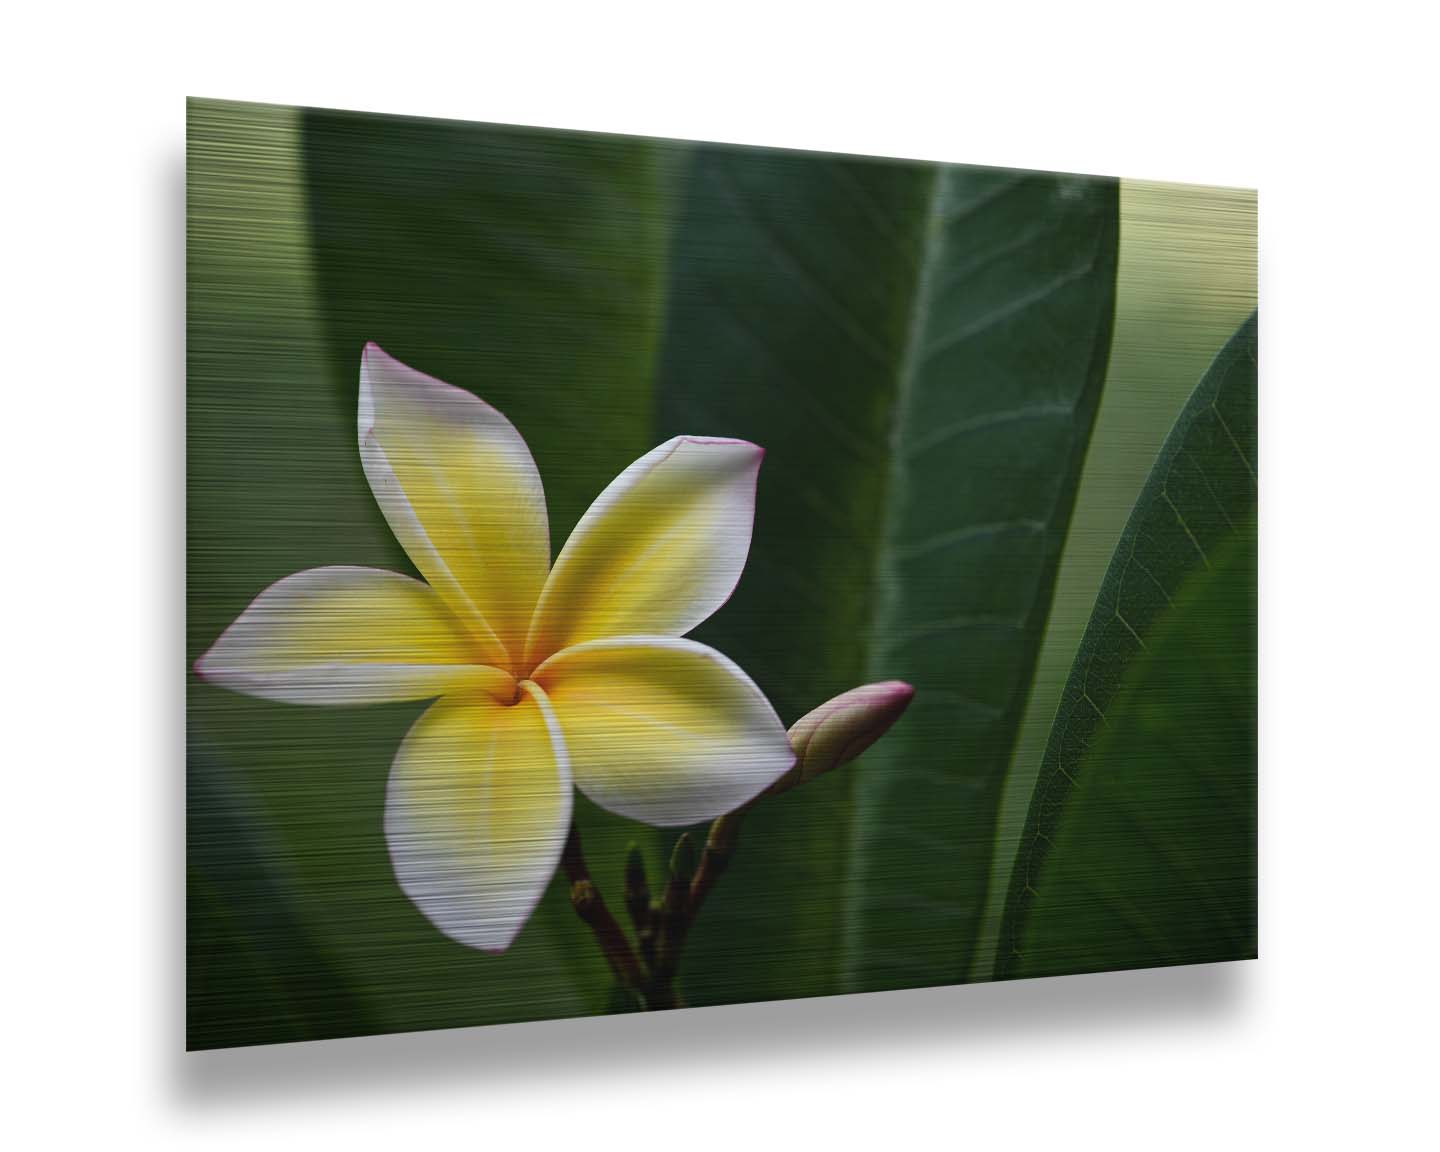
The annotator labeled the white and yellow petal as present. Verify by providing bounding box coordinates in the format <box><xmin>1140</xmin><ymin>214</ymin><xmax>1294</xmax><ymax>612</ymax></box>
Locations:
<box><xmin>360</xmin><ymin>342</ymin><xmax>550</xmax><ymax>671</ymax></box>
<box><xmin>385</xmin><ymin>688</ymin><xmax>572</xmax><ymax>953</ymax></box>
<box><xmin>523</xmin><ymin>437</ymin><xmax>762</xmax><ymax>666</ymax></box>
<box><xmin>531</xmin><ymin>636</ymin><xmax>793</xmax><ymax>827</ymax></box>
<box><xmin>195</xmin><ymin>566</ymin><xmax>514</xmax><ymax>705</ymax></box>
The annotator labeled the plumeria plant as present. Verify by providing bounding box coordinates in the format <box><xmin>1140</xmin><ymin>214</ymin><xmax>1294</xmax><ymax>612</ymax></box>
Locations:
<box><xmin>198</xmin><ymin>344</ymin><xmax>912</xmax><ymax>1008</ymax></box>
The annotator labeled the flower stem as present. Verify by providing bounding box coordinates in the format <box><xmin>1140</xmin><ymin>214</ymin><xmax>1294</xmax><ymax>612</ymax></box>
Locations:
<box><xmin>648</xmin><ymin>834</ymin><xmax>698</xmax><ymax>1007</ymax></box>
<box><xmin>623</xmin><ymin>842</ymin><xmax>658</xmax><ymax>970</ymax></box>
<box><xmin>688</xmin><ymin>811</ymin><xmax>744</xmax><ymax>919</ymax></box>
<box><xmin>550</xmin><ymin>682</ymin><xmax>916</xmax><ymax>1010</ymax></box>
<box><xmin>560</xmin><ymin>825</ymin><xmax>643</xmax><ymax>991</ymax></box>
<box><xmin>562</xmin><ymin>789</ymin><xmax>807</xmax><ymax>1008</ymax></box>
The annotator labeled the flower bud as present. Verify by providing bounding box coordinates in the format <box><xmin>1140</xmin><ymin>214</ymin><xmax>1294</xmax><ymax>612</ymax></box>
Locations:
<box><xmin>787</xmin><ymin>681</ymin><xmax>915</xmax><ymax>785</ymax></box>
<box><xmin>623</xmin><ymin>841</ymin><xmax>652</xmax><ymax>931</ymax></box>
<box><xmin>668</xmin><ymin>832</ymin><xmax>697</xmax><ymax>884</ymax></box>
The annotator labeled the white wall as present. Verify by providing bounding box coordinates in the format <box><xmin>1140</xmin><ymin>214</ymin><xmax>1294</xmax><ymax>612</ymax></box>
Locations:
<box><xmin>5</xmin><ymin>3</ymin><xmax>1436</xmax><ymax>1147</ymax></box>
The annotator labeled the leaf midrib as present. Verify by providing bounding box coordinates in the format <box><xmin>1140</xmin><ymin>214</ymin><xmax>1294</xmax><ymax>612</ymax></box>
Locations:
<box><xmin>839</xmin><ymin>163</ymin><xmax>947</xmax><ymax>989</ymax></box>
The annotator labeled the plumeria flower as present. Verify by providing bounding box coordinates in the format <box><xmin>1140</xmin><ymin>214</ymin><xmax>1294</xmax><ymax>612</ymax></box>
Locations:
<box><xmin>197</xmin><ymin>344</ymin><xmax>795</xmax><ymax>952</ymax></box>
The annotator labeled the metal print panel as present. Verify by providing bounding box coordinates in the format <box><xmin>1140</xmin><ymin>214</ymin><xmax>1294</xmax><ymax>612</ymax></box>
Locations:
<box><xmin>186</xmin><ymin>97</ymin><xmax>1257</xmax><ymax>1049</ymax></box>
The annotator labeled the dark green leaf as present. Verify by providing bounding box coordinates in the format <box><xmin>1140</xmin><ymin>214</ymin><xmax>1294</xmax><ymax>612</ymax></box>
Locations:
<box><xmin>187</xmin><ymin>98</ymin><xmax>671</xmax><ymax>1045</ymax></box>
<box><xmin>298</xmin><ymin>104</ymin><xmax>678</xmax><ymax>1012</ymax></box>
<box><xmin>299</xmin><ymin>103</ymin><xmax>673</xmax><ymax>547</ymax></box>
<box><xmin>654</xmin><ymin>148</ymin><xmax>1120</xmax><ymax>1001</ymax></box>
<box><xmin>187</xmin><ymin>746</ymin><xmax>376</xmax><ymax>1049</ymax></box>
<box><xmin>995</xmin><ymin>314</ymin><xmax>1257</xmax><ymax>979</ymax></box>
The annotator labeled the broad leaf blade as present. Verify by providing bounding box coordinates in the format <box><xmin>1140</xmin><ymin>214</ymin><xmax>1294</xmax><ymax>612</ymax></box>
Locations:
<box><xmin>298</xmin><ymin>108</ymin><xmax>676</xmax><ymax>1011</ymax></box>
<box><xmin>299</xmin><ymin>105</ymin><xmax>672</xmax><ymax>547</ymax></box>
<box><xmin>187</xmin><ymin>746</ymin><xmax>376</xmax><ymax>1049</ymax></box>
<box><xmin>655</xmin><ymin>147</ymin><xmax>1120</xmax><ymax>1001</ymax></box>
<box><xmin>996</xmin><ymin>313</ymin><xmax>1258</xmax><ymax>979</ymax></box>
<box><xmin>188</xmin><ymin>99</ymin><xmax>671</xmax><ymax>1045</ymax></box>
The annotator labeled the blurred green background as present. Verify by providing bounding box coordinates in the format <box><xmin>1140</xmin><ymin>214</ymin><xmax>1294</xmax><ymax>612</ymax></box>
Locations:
<box><xmin>187</xmin><ymin>98</ymin><xmax>1255</xmax><ymax>1048</ymax></box>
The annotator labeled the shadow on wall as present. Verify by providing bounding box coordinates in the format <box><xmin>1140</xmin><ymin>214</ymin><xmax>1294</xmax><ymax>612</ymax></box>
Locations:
<box><xmin>173</xmin><ymin>959</ymin><xmax>1252</xmax><ymax>1108</ymax></box>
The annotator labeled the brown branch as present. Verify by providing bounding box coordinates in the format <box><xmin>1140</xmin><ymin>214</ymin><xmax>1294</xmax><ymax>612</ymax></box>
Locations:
<box><xmin>660</xmin><ymin>771</ymin><xmax>808</xmax><ymax>986</ymax></box>
<box><xmin>648</xmin><ymin>834</ymin><xmax>697</xmax><ymax>1009</ymax></box>
<box><xmin>568</xmin><ymin>766</ymin><xmax>827</xmax><ymax>1004</ymax></box>
<box><xmin>560</xmin><ymin>825</ymin><xmax>643</xmax><ymax>990</ymax></box>
<box><xmin>683</xmin><ymin>757</ymin><xmax>822</xmax><ymax>917</ymax></box>
<box><xmin>622</xmin><ymin>841</ymin><xmax>658</xmax><ymax>971</ymax></box>
<box><xmin>623</xmin><ymin>842</ymin><xmax>653</xmax><ymax>932</ymax></box>
<box><xmin>558</xmin><ymin>682</ymin><xmax>915</xmax><ymax>1009</ymax></box>
<box><xmin>688</xmin><ymin>811</ymin><xmax>744</xmax><ymax>919</ymax></box>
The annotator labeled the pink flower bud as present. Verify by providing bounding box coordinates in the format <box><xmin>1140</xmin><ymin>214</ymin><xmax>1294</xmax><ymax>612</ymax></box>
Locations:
<box><xmin>787</xmin><ymin>681</ymin><xmax>915</xmax><ymax>784</ymax></box>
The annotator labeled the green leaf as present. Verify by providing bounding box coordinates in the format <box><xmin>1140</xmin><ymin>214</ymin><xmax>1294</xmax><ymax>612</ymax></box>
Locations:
<box><xmin>187</xmin><ymin>746</ymin><xmax>377</xmax><ymax>1049</ymax></box>
<box><xmin>187</xmin><ymin>98</ymin><xmax>671</xmax><ymax>1045</ymax></box>
<box><xmin>654</xmin><ymin>147</ymin><xmax>1120</xmax><ymax>1001</ymax></box>
<box><xmin>297</xmin><ymin>105</ymin><xmax>679</xmax><ymax>1016</ymax></box>
<box><xmin>298</xmin><ymin>104</ymin><xmax>674</xmax><ymax>547</ymax></box>
<box><xmin>995</xmin><ymin>313</ymin><xmax>1257</xmax><ymax>980</ymax></box>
